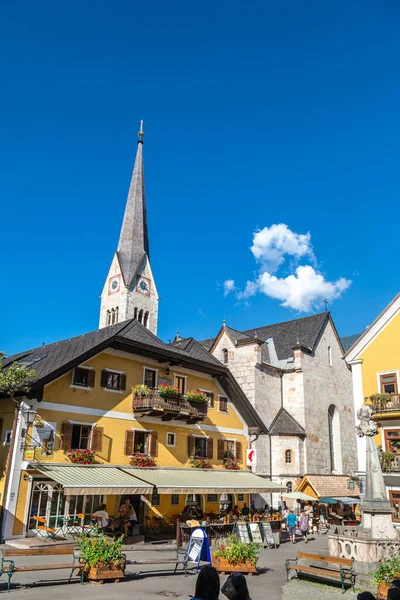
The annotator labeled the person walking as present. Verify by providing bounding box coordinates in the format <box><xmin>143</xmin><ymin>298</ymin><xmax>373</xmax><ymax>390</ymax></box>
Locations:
<box><xmin>193</xmin><ymin>565</ymin><xmax>220</xmax><ymax>600</ymax></box>
<box><xmin>286</xmin><ymin>509</ymin><xmax>297</xmax><ymax>544</ymax></box>
<box><xmin>221</xmin><ymin>573</ymin><xmax>252</xmax><ymax>599</ymax></box>
<box><xmin>298</xmin><ymin>511</ymin><xmax>309</xmax><ymax>543</ymax></box>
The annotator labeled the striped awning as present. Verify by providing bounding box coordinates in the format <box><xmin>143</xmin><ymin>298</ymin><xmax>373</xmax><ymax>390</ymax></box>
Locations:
<box><xmin>122</xmin><ymin>467</ymin><xmax>286</xmax><ymax>494</ymax></box>
<box><xmin>33</xmin><ymin>465</ymin><xmax>153</xmax><ymax>495</ymax></box>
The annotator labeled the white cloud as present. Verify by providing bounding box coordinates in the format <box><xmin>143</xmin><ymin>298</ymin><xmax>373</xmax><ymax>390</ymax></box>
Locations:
<box><xmin>224</xmin><ymin>223</ymin><xmax>351</xmax><ymax>312</ymax></box>
<box><xmin>223</xmin><ymin>279</ymin><xmax>236</xmax><ymax>296</ymax></box>
<box><xmin>251</xmin><ymin>223</ymin><xmax>314</xmax><ymax>272</ymax></box>
<box><xmin>258</xmin><ymin>265</ymin><xmax>351</xmax><ymax>312</ymax></box>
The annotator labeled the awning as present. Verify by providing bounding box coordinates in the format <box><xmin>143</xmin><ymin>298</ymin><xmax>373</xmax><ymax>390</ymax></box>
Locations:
<box><xmin>121</xmin><ymin>467</ymin><xmax>286</xmax><ymax>494</ymax></box>
<box><xmin>283</xmin><ymin>491</ymin><xmax>317</xmax><ymax>501</ymax></box>
<box><xmin>33</xmin><ymin>465</ymin><xmax>153</xmax><ymax>495</ymax></box>
<box><xmin>332</xmin><ymin>497</ymin><xmax>359</xmax><ymax>505</ymax></box>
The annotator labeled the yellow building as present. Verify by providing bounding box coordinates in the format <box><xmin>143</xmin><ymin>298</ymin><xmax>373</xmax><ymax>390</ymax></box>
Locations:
<box><xmin>0</xmin><ymin>321</ymin><xmax>284</xmax><ymax>540</ymax></box>
<box><xmin>345</xmin><ymin>292</ymin><xmax>400</xmax><ymax>522</ymax></box>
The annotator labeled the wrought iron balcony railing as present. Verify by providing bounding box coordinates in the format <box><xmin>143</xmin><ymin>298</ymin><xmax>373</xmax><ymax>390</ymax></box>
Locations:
<box><xmin>371</xmin><ymin>394</ymin><xmax>400</xmax><ymax>414</ymax></box>
<box><xmin>380</xmin><ymin>455</ymin><xmax>400</xmax><ymax>473</ymax></box>
<box><xmin>132</xmin><ymin>390</ymin><xmax>208</xmax><ymax>424</ymax></box>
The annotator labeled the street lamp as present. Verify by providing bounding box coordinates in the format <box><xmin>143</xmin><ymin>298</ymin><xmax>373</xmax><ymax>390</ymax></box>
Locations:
<box><xmin>22</xmin><ymin>405</ymin><xmax>37</xmax><ymax>426</ymax></box>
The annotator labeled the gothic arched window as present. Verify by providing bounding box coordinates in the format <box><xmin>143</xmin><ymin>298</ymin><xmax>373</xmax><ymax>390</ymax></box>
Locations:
<box><xmin>286</xmin><ymin>481</ymin><xmax>293</xmax><ymax>493</ymax></box>
<box><xmin>143</xmin><ymin>311</ymin><xmax>149</xmax><ymax>328</ymax></box>
<box><xmin>222</xmin><ymin>349</ymin><xmax>228</xmax><ymax>364</ymax></box>
<box><xmin>328</xmin><ymin>405</ymin><xmax>336</xmax><ymax>472</ymax></box>
<box><xmin>111</xmin><ymin>308</ymin><xmax>116</xmax><ymax>325</ymax></box>
<box><xmin>285</xmin><ymin>449</ymin><xmax>292</xmax><ymax>464</ymax></box>
<box><xmin>138</xmin><ymin>309</ymin><xmax>143</xmax><ymax>324</ymax></box>
<box><xmin>115</xmin><ymin>307</ymin><xmax>119</xmax><ymax>323</ymax></box>
<box><xmin>133</xmin><ymin>307</ymin><xmax>138</xmax><ymax>320</ymax></box>
<box><xmin>106</xmin><ymin>310</ymin><xmax>111</xmax><ymax>326</ymax></box>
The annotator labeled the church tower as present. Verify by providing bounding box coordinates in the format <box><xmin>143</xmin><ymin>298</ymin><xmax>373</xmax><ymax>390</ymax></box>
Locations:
<box><xmin>99</xmin><ymin>122</ymin><xmax>159</xmax><ymax>333</ymax></box>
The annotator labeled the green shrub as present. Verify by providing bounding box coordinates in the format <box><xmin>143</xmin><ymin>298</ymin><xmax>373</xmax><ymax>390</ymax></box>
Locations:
<box><xmin>214</xmin><ymin>535</ymin><xmax>261</xmax><ymax>566</ymax></box>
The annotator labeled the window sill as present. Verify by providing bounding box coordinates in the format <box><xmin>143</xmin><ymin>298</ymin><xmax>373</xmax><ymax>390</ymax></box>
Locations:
<box><xmin>103</xmin><ymin>387</ymin><xmax>123</xmax><ymax>394</ymax></box>
<box><xmin>69</xmin><ymin>384</ymin><xmax>91</xmax><ymax>391</ymax></box>
<box><xmin>217</xmin><ymin>410</ymin><xmax>229</xmax><ymax>414</ymax></box>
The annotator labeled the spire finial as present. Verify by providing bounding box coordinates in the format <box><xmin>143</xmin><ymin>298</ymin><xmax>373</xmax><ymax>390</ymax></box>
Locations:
<box><xmin>138</xmin><ymin>119</ymin><xmax>145</xmax><ymax>143</ymax></box>
<box><xmin>222</xmin><ymin>318</ymin><xmax>226</xmax><ymax>327</ymax></box>
<box><xmin>324</xmin><ymin>298</ymin><xmax>328</xmax><ymax>312</ymax></box>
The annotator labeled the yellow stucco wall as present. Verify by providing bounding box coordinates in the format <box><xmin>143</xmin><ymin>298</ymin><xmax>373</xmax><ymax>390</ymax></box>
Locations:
<box><xmin>0</xmin><ymin>399</ymin><xmax>16</xmax><ymax>506</ymax></box>
<box><xmin>360</xmin><ymin>311</ymin><xmax>400</xmax><ymax>398</ymax></box>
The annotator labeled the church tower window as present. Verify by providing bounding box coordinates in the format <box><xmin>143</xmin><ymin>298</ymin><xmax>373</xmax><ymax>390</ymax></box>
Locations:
<box><xmin>106</xmin><ymin>310</ymin><xmax>111</xmax><ymax>326</ymax></box>
<box><xmin>222</xmin><ymin>349</ymin><xmax>228</xmax><ymax>364</ymax></box>
<box><xmin>134</xmin><ymin>307</ymin><xmax>138</xmax><ymax>320</ymax></box>
<box><xmin>138</xmin><ymin>309</ymin><xmax>143</xmax><ymax>324</ymax></box>
<box><xmin>144</xmin><ymin>311</ymin><xmax>149</xmax><ymax>328</ymax></box>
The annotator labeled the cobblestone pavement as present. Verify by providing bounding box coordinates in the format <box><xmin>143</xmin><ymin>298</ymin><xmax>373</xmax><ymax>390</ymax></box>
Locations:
<box><xmin>0</xmin><ymin>534</ymin><xmax>333</xmax><ymax>599</ymax></box>
<box><xmin>283</xmin><ymin>579</ymin><xmax>358</xmax><ymax>600</ymax></box>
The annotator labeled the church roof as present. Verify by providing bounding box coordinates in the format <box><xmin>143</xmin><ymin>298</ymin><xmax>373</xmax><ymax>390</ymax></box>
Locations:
<box><xmin>200</xmin><ymin>312</ymin><xmax>329</xmax><ymax>362</ymax></box>
<box><xmin>268</xmin><ymin>408</ymin><xmax>305</xmax><ymax>436</ymax></box>
<box><xmin>3</xmin><ymin>321</ymin><xmax>267</xmax><ymax>433</ymax></box>
<box><xmin>117</xmin><ymin>140</ymin><xmax>149</xmax><ymax>286</ymax></box>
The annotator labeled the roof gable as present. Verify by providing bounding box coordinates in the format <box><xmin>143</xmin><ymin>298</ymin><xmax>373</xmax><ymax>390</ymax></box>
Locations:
<box><xmin>268</xmin><ymin>408</ymin><xmax>305</xmax><ymax>436</ymax></box>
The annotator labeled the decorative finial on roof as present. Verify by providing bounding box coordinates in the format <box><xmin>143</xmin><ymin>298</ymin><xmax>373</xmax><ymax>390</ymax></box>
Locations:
<box><xmin>137</xmin><ymin>119</ymin><xmax>145</xmax><ymax>143</ymax></box>
<box><xmin>296</xmin><ymin>335</ymin><xmax>300</xmax><ymax>345</ymax></box>
<box><xmin>222</xmin><ymin>318</ymin><xmax>226</xmax><ymax>327</ymax></box>
<box><xmin>324</xmin><ymin>298</ymin><xmax>328</xmax><ymax>312</ymax></box>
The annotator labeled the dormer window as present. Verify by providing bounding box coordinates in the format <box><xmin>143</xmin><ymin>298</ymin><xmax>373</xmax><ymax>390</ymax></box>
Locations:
<box><xmin>222</xmin><ymin>349</ymin><xmax>228</xmax><ymax>364</ymax></box>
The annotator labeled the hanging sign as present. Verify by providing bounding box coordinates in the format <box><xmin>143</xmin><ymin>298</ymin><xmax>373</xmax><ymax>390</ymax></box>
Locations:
<box><xmin>31</xmin><ymin>421</ymin><xmax>56</xmax><ymax>453</ymax></box>
<box><xmin>24</xmin><ymin>450</ymin><xmax>35</xmax><ymax>461</ymax></box>
<box><xmin>248</xmin><ymin>522</ymin><xmax>263</xmax><ymax>543</ymax></box>
<box><xmin>246</xmin><ymin>449</ymin><xmax>257</xmax><ymax>467</ymax></box>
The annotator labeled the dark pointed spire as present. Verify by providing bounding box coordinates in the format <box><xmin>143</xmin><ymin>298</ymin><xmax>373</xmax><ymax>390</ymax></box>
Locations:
<box><xmin>117</xmin><ymin>121</ymin><xmax>150</xmax><ymax>285</ymax></box>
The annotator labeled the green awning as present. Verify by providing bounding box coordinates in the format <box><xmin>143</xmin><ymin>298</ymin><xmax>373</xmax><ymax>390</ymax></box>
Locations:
<box><xmin>122</xmin><ymin>467</ymin><xmax>286</xmax><ymax>494</ymax></box>
<box><xmin>33</xmin><ymin>465</ymin><xmax>153</xmax><ymax>495</ymax></box>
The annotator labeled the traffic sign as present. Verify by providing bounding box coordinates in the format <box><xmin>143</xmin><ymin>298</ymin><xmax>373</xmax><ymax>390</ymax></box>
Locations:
<box><xmin>246</xmin><ymin>448</ymin><xmax>257</xmax><ymax>466</ymax></box>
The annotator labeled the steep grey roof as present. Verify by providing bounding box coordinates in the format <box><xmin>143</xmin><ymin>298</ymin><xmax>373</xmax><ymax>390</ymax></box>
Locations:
<box><xmin>341</xmin><ymin>333</ymin><xmax>362</xmax><ymax>353</ymax></box>
<box><xmin>224</xmin><ymin>326</ymin><xmax>256</xmax><ymax>346</ymax></box>
<box><xmin>242</xmin><ymin>312</ymin><xmax>329</xmax><ymax>361</ymax></box>
<box><xmin>170</xmin><ymin>337</ymin><xmax>223</xmax><ymax>366</ymax></box>
<box><xmin>117</xmin><ymin>141</ymin><xmax>149</xmax><ymax>285</ymax></box>
<box><xmin>269</xmin><ymin>408</ymin><xmax>305</xmax><ymax>436</ymax></box>
<box><xmin>200</xmin><ymin>338</ymin><xmax>214</xmax><ymax>351</ymax></box>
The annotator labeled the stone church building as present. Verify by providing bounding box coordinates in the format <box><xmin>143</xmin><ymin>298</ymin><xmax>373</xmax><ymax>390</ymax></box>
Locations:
<box><xmin>200</xmin><ymin>314</ymin><xmax>358</xmax><ymax>506</ymax></box>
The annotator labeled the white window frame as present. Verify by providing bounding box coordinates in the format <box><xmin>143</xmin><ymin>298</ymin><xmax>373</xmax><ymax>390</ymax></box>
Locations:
<box><xmin>142</xmin><ymin>366</ymin><xmax>158</xmax><ymax>388</ymax></box>
<box><xmin>377</xmin><ymin>370</ymin><xmax>400</xmax><ymax>394</ymax></box>
<box><xmin>4</xmin><ymin>430</ymin><xmax>12</xmax><ymax>445</ymax></box>
<box><xmin>199</xmin><ymin>388</ymin><xmax>213</xmax><ymax>408</ymax></box>
<box><xmin>70</xmin><ymin>366</ymin><xmax>93</xmax><ymax>391</ymax></box>
<box><xmin>218</xmin><ymin>394</ymin><xmax>229</xmax><ymax>414</ymax></box>
<box><xmin>166</xmin><ymin>432</ymin><xmax>176</xmax><ymax>447</ymax></box>
<box><xmin>174</xmin><ymin>374</ymin><xmax>187</xmax><ymax>394</ymax></box>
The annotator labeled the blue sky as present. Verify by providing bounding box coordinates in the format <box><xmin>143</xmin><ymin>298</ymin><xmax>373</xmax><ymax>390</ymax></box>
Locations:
<box><xmin>1</xmin><ymin>0</ymin><xmax>399</xmax><ymax>355</ymax></box>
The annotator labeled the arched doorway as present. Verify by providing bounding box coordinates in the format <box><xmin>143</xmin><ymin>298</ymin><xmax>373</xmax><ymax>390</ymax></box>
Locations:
<box><xmin>186</xmin><ymin>494</ymin><xmax>203</xmax><ymax>509</ymax></box>
<box><xmin>220</xmin><ymin>494</ymin><xmax>234</xmax><ymax>513</ymax></box>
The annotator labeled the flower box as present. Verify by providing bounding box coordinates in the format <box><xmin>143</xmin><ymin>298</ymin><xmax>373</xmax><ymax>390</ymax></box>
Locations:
<box><xmin>86</xmin><ymin>565</ymin><xmax>125</xmax><ymax>583</ymax></box>
<box><xmin>66</xmin><ymin>449</ymin><xmax>96</xmax><ymax>464</ymax></box>
<box><xmin>130</xmin><ymin>453</ymin><xmax>157</xmax><ymax>468</ymax></box>
<box><xmin>158</xmin><ymin>384</ymin><xmax>180</xmax><ymax>398</ymax></box>
<box><xmin>212</xmin><ymin>556</ymin><xmax>257</xmax><ymax>575</ymax></box>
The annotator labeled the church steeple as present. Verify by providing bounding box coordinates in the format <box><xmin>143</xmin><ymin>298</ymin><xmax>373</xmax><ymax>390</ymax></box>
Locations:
<box><xmin>99</xmin><ymin>122</ymin><xmax>159</xmax><ymax>333</ymax></box>
<box><xmin>117</xmin><ymin>122</ymin><xmax>149</xmax><ymax>285</ymax></box>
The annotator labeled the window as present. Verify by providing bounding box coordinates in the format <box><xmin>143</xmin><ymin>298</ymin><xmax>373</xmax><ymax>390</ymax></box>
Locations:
<box><xmin>175</xmin><ymin>375</ymin><xmax>186</xmax><ymax>395</ymax></box>
<box><xmin>124</xmin><ymin>430</ymin><xmax>157</xmax><ymax>456</ymax></box>
<box><xmin>101</xmin><ymin>370</ymin><xmax>126</xmax><ymax>391</ymax></box>
<box><xmin>328</xmin><ymin>346</ymin><xmax>332</xmax><ymax>366</ymax></box>
<box><xmin>138</xmin><ymin>309</ymin><xmax>143</xmax><ymax>324</ymax></box>
<box><xmin>143</xmin><ymin>368</ymin><xmax>157</xmax><ymax>388</ymax></box>
<box><xmin>222</xmin><ymin>349</ymin><xmax>228</xmax><ymax>364</ymax></box>
<box><xmin>238</xmin><ymin>494</ymin><xmax>244</xmax><ymax>502</ymax></box>
<box><xmin>285</xmin><ymin>449</ymin><xmax>292</xmax><ymax>464</ymax></box>
<box><xmin>328</xmin><ymin>404</ymin><xmax>336</xmax><ymax>472</ymax></box>
<box><xmin>200</xmin><ymin>390</ymin><xmax>214</xmax><ymax>408</ymax></box>
<box><xmin>188</xmin><ymin>435</ymin><xmax>212</xmax><ymax>459</ymax></box>
<box><xmin>71</xmin><ymin>425</ymin><xmax>91</xmax><ymax>450</ymax></box>
<box><xmin>72</xmin><ymin>367</ymin><xmax>94</xmax><ymax>388</ymax></box>
<box><xmin>151</xmin><ymin>491</ymin><xmax>160</xmax><ymax>506</ymax></box>
<box><xmin>390</xmin><ymin>491</ymin><xmax>400</xmax><ymax>522</ymax></box>
<box><xmin>385</xmin><ymin>430</ymin><xmax>400</xmax><ymax>455</ymax></box>
<box><xmin>380</xmin><ymin>373</ymin><xmax>398</xmax><ymax>394</ymax></box>
<box><xmin>106</xmin><ymin>310</ymin><xmax>111</xmax><ymax>326</ymax></box>
<box><xmin>194</xmin><ymin>437</ymin><xmax>207</xmax><ymax>458</ymax></box>
<box><xmin>134</xmin><ymin>431</ymin><xmax>149</xmax><ymax>454</ymax></box>
<box><xmin>219</xmin><ymin>440</ymin><xmax>235</xmax><ymax>459</ymax></box>
<box><xmin>218</xmin><ymin>396</ymin><xmax>228</xmax><ymax>413</ymax></box>
<box><xmin>134</xmin><ymin>307</ymin><xmax>138</xmax><ymax>320</ymax></box>
<box><xmin>171</xmin><ymin>494</ymin><xmax>180</xmax><ymax>505</ymax></box>
<box><xmin>143</xmin><ymin>311</ymin><xmax>149</xmax><ymax>328</ymax></box>
<box><xmin>207</xmin><ymin>494</ymin><xmax>218</xmax><ymax>503</ymax></box>
<box><xmin>166</xmin><ymin>432</ymin><xmax>176</xmax><ymax>447</ymax></box>
<box><xmin>4</xmin><ymin>430</ymin><xmax>12</xmax><ymax>445</ymax></box>
<box><xmin>286</xmin><ymin>481</ymin><xmax>293</xmax><ymax>493</ymax></box>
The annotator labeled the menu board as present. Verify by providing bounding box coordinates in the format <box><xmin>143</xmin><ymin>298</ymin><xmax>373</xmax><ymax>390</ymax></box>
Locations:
<box><xmin>249</xmin><ymin>522</ymin><xmax>263</xmax><ymax>544</ymax></box>
<box><xmin>187</xmin><ymin>528</ymin><xmax>204</xmax><ymax>563</ymax></box>
<box><xmin>236</xmin><ymin>522</ymin><xmax>251</xmax><ymax>544</ymax></box>
<box><xmin>31</xmin><ymin>421</ymin><xmax>56</xmax><ymax>453</ymax></box>
<box><xmin>261</xmin><ymin>522</ymin><xmax>275</xmax><ymax>547</ymax></box>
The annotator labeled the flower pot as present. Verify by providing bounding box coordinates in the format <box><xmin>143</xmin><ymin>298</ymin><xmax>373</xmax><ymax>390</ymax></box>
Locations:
<box><xmin>378</xmin><ymin>581</ymin><xmax>391</xmax><ymax>600</ymax></box>
<box><xmin>212</xmin><ymin>555</ymin><xmax>257</xmax><ymax>575</ymax></box>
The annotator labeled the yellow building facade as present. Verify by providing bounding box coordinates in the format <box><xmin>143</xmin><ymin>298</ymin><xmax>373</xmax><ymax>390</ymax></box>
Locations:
<box><xmin>0</xmin><ymin>321</ymin><xmax>279</xmax><ymax>540</ymax></box>
<box><xmin>346</xmin><ymin>292</ymin><xmax>400</xmax><ymax>522</ymax></box>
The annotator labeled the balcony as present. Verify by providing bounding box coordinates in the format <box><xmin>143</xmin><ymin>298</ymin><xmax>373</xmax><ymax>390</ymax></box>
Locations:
<box><xmin>380</xmin><ymin>455</ymin><xmax>400</xmax><ymax>473</ymax></box>
<box><xmin>371</xmin><ymin>394</ymin><xmax>400</xmax><ymax>415</ymax></box>
<box><xmin>132</xmin><ymin>391</ymin><xmax>208</xmax><ymax>424</ymax></box>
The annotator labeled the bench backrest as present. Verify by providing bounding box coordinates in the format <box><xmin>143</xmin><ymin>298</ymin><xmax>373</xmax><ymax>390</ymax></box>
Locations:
<box><xmin>297</xmin><ymin>552</ymin><xmax>352</xmax><ymax>567</ymax></box>
<box><xmin>3</xmin><ymin>547</ymin><xmax>75</xmax><ymax>557</ymax></box>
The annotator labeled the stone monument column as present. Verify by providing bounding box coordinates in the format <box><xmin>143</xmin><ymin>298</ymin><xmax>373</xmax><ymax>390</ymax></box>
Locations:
<box><xmin>357</xmin><ymin>405</ymin><xmax>398</xmax><ymax>539</ymax></box>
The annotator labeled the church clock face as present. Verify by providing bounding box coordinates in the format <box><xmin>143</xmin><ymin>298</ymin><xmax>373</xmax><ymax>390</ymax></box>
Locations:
<box><xmin>108</xmin><ymin>275</ymin><xmax>121</xmax><ymax>295</ymax></box>
<box><xmin>137</xmin><ymin>276</ymin><xmax>151</xmax><ymax>296</ymax></box>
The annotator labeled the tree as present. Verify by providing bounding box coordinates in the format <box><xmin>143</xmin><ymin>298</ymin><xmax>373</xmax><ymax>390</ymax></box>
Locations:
<box><xmin>0</xmin><ymin>353</ymin><xmax>36</xmax><ymax>399</ymax></box>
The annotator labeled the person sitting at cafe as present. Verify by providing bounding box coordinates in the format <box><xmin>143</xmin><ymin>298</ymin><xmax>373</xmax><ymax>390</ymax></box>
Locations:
<box><xmin>194</xmin><ymin>506</ymin><xmax>204</xmax><ymax>520</ymax></box>
<box><xmin>181</xmin><ymin>505</ymin><xmax>193</xmax><ymax>522</ymax></box>
<box><xmin>241</xmin><ymin>503</ymin><xmax>250</xmax><ymax>517</ymax></box>
<box><xmin>232</xmin><ymin>505</ymin><xmax>240</xmax><ymax>518</ymax></box>
<box><xmin>122</xmin><ymin>502</ymin><xmax>138</xmax><ymax>536</ymax></box>
<box><xmin>92</xmin><ymin>503</ymin><xmax>111</xmax><ymax>530</ymax></box>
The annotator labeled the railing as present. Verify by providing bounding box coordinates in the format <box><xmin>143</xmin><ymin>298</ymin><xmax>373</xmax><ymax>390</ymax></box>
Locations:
<box><xmin>372</xmin><ymin>394</ymin><xmax>400</xmax><ymax>414</ymax></box>
<box><xmin>132</xmin><ymin>391</ymin><xmax>208</xmax><ymax>421</ymax></box>
<box><xmin>380</xmin><ymin>455</ymin><xmax>400</xmax><ymax>472</ymax></box>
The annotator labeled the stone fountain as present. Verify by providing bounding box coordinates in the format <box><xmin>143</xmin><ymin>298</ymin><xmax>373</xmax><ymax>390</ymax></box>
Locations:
<box><xmin>328</xmin><ymin>405</ymin><xmax>399</xmax><ymax>574</ymax></box>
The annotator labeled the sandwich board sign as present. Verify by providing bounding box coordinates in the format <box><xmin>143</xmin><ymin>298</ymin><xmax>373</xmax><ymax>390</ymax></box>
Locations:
<box><xmin>246</xmin><ymin>449</ymin><xmax>257</xmax><ymax>467</ymax></box>
<box><xmin>235</xmin><ymin>521</ymin><xmax>251</xmax><ymax>544</ymax></box>
<box><xmin>186</xmin><ymin>528</ymin><xmax>211</xmax><ymax>571</ymax></box>
<box><xmin>261</xmin><ymin>522</ymin><xmax>277</xmax><ymax>548</ymax></box>
<box><xmin>248</xmin><ymin>522</ymin><xmax>263</xmax><ymax>544</ymax></box>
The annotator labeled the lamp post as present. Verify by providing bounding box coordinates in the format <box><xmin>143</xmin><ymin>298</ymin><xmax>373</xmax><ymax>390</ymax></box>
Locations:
<box><xmin>20</xmin><ymin>405</ymin><xmax>37</xmax><ymax>452</ymax></box>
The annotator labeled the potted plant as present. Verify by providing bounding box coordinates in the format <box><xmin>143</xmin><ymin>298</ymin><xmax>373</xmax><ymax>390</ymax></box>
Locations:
<box><xmin>380</xmin><ymin>450</ymin><xmax>395</xmax><ymax>472</ymax></box>
<box><xmin>213</xmin><ymin>535</ymin><xmax>261</xmax><ymax>574</ymax></box>
<box><xmin>368</xmin><ymin>393</ymin><xmax>391</xmax><ymax>412</ymax></box>
<box><xmin>66</xmin><ymin>449</ymin><xmax>96</xmax><ymax>464</ymax></box>
<box><xmin>192</xmin><ymin>457</ymin><xmax>213</xmax><ymax>469</ymax></box>
<box><xmin>223</xmin><ymin>457</ymin><xmax>240</xmax><ymax>470</ymax></box>
<box><xmin>158</xmin><ymin>384</ymin><xmax>180</xmax><ymax>399</ymax></box>
<box><xmin>130</xmin><ymin>452</ymin><xmax>157</xmax><ymax>468</ymax></box>
<box><xmin>77</xmin><ymin>528</ymin><xmax>126</xmax><ymax>582</ymax></box>
<box><xmin>373</xmin><ymin>553</ymin><xmax>400</xmax><ymax>599</ymax></box>
<box><xmin>132</xmin><ymin>384</ymin><xmax>152</xmax><ymax>398</ymax></box>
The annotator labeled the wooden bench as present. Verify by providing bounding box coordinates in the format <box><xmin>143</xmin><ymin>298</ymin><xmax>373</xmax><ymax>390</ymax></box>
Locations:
<box><xmin>0</xmin><ymin>547</ymin><xmax>82</xmax><ymax>592</ymax></box>
<box><xmin>285</xmin><ymin>552</ymin><xmax>355</xmax><ymax>593</ymax></box>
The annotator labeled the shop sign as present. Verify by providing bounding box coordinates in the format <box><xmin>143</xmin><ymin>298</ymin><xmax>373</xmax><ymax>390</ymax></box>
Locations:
<box><xmin>246</xmin><ymin>448</ymin><xmax>257</xmax><ymax>467</ymax></box>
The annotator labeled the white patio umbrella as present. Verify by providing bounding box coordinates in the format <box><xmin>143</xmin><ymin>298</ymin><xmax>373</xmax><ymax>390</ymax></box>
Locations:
<box><xmin>282</xmin><ymin>491</ymin><xmax>317</xmax><ymax>501</ymax></box>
